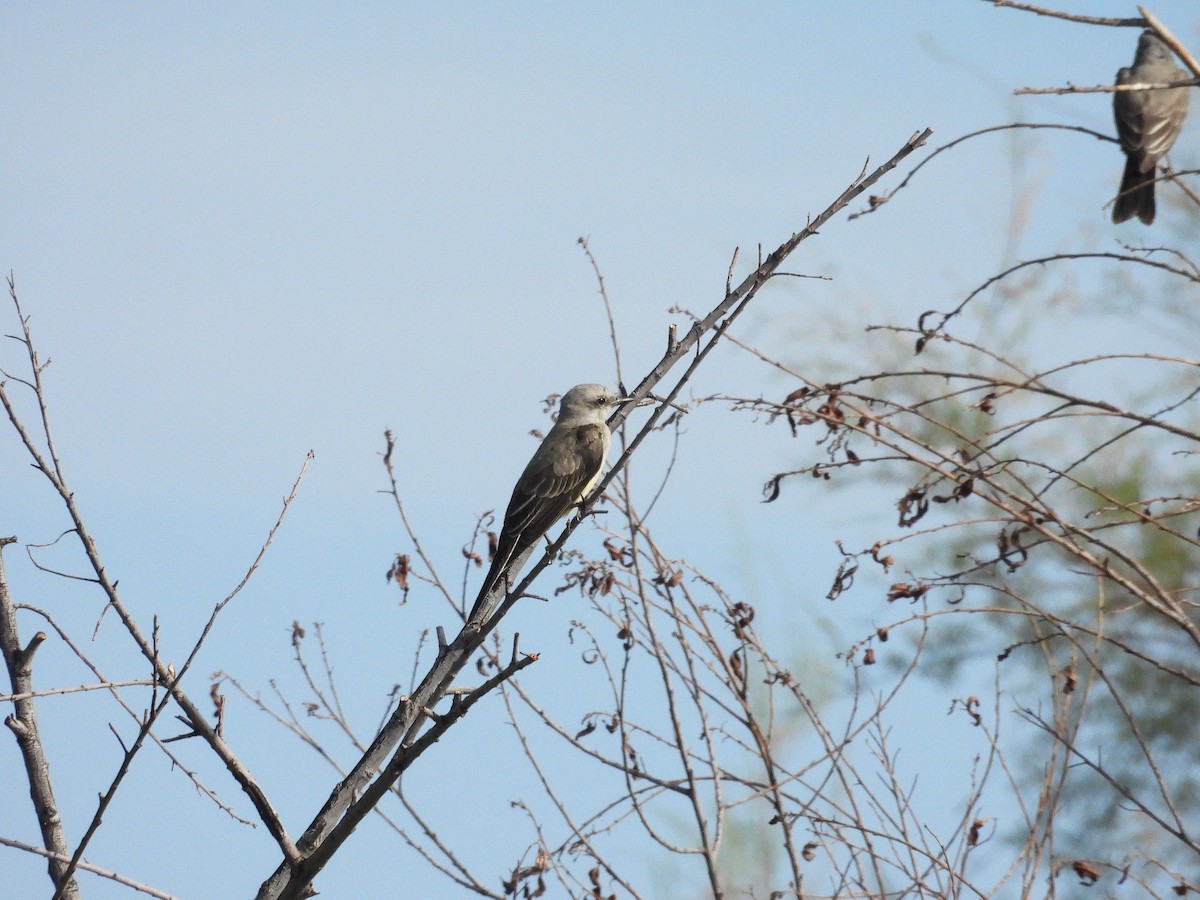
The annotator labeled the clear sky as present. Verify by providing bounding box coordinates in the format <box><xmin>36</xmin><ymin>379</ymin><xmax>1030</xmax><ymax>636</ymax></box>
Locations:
<box><xmin>2</xmin><ymin>3</ymin><xmax>1196</xmax><ymax>898</ymax></box>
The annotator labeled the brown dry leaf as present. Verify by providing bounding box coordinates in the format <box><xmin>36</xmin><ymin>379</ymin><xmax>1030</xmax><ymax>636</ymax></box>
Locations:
<box><xmin>386</xmin><ymin>553</ymin><xmax>411</xmax><ymax>588</ymax></box>
<box><xmin>1072</xmin><ymin>860</ymin><xmax>1099</xmax><ymax>885</ymax></box>
<box><xmin>968</xmin><ymin>818</ymin><xmax>988</xmax><ymax>846</ymax></box>
<box><xmin>887</xmin><ymin>582</ymin><xmax>928</xmax><ymax>602</ymax></box>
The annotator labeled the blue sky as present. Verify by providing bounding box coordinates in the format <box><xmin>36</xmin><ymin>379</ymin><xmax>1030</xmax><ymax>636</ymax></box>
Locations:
<box><xmin>3</xmin><ymin>3</ymin><xmax>1197</xmax><ymax>898</ymax></box>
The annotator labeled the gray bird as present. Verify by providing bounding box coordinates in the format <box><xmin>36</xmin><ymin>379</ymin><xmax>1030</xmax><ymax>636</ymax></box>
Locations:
<box><xmin>1113</xmin><ymin>30</ymin><xmax>1190</xmax><ymax>225</ymax></box>
<box><xmin>468</xmin><ymin>383</ymin><xmax>626</xmax><ymax>624</ymax></box>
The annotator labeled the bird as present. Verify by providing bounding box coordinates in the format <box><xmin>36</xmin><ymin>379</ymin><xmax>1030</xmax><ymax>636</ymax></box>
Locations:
<box><xmin>1112</xmin><ymin>30</ymin><xmax>1190</xmax><ymax>225</ymax></box>
<box><xmin>467</xmin><ymin>383</ymin><xmax>626</xmax><ymax>624</ymax></box>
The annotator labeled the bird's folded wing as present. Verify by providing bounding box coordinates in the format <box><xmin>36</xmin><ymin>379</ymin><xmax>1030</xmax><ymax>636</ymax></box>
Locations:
<box><xmin>503</xmin><ymin>422</ymin><xmax>609</xmax><ymax>545</ymax></box>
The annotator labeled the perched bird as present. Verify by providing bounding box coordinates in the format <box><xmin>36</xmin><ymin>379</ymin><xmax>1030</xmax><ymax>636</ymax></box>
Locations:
<box><xmin>1112</xmin><ymin>30</ymin><xmax>1190</xmax><ymax>225</ymax></box>
<box><xmin>468</xmin><ymin>383</ymin><xmax>626</xmax><ymax>624</ymax></box>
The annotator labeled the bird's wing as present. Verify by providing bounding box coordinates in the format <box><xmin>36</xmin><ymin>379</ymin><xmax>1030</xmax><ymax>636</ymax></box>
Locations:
<box><xmin>501</xmin><ymin>421</ymin><xmax>609</xmax><ymax>546</ymax></box>
<box><xmin>470</xmin><ymin>421</ymin><xmax>610</xmax><ymax>622</ymax></box>
<box><xmin>1115</xmin><ymin>62</ymin><xmax>1190</xmax><ymax>165</ymax></box>
<box><xmin>1139</xmin><ymin>68</ymin><xmax>1190</xmax><ymax>160</ymax></box>
<box><xmin>1114</xmin><ymin>65</ymin><xmax>1145</xmax><ymax>158</ymax></box>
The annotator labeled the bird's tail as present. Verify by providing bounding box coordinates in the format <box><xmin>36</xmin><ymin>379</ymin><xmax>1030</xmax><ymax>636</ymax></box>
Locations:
<box><xmin>466</xmin><ymin>536</ymin><xmax>520</xmax><ymax>624</ymax></box>
<box><xmin>1113</xmin><ymin>156</ymin><xmax>1156</xmax><ymax>225</ymax></box>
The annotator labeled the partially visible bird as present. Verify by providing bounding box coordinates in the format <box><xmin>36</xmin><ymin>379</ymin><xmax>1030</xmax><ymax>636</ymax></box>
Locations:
<box><xmin>468</xmin><ymin>383</ymin><xmax>626</xmax><ymax>624</ymax></box>
<box><xmin>1113</xmin><ymin>30</ymin><xmax>1190</xmax><ymax>225</ymax></box>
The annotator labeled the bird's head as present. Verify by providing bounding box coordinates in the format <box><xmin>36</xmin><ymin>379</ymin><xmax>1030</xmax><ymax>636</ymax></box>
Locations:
<box><xmin>559</xmin><ymin>383</ymin><xmax>625</xmax><ymax>418</ymax></box>
<box><xmin>1135</xmin><ymin>30</ymin><xmax>1175</xmax><ymax>66</ymax></box>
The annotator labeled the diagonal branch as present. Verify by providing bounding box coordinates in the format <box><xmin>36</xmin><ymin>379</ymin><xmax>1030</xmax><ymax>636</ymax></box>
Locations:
<box><xmin>255</xmin><ymin>127</ymin><xmax>932</xmax><ymax>900</ymax></box>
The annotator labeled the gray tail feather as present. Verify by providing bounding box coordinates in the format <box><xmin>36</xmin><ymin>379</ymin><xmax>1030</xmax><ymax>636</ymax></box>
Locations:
<box><xmin>1113</xmin><ymin>156</ymin><xmax>1156</xmax><ymax>225</ymax></box>
<box><xmin>467</xmin><ymin>539</ymin><xmax>520</xmax><ymax>623</ymax></box>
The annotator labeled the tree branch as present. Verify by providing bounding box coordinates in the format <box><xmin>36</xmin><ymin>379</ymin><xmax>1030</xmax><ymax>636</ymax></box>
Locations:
<box><xmin>255</xmin><ymin>128</ymin><xmax>933</xmax><ymax>899</ymax></box>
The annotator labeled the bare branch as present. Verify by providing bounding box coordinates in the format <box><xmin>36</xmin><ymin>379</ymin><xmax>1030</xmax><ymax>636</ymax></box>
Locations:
<box><xmin>0</xmin><ymin>537</ymin><xmax>80</xmax><ymax>899</ymax></box>
<box><xmin>0</xmin><ymin>836</ymin><xmax>175</xmax><ymax>899</ymax></box>
<box><xmin>985</xmin><ymin>0</ymin><xmax>1143</xmax><ymax>27</ymax></box>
